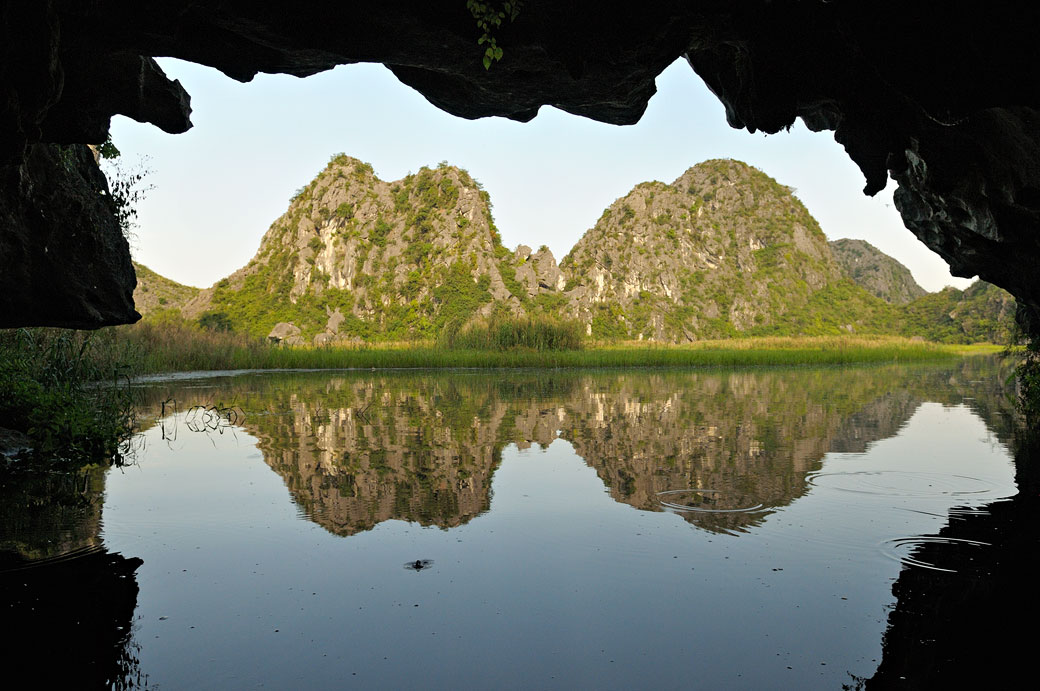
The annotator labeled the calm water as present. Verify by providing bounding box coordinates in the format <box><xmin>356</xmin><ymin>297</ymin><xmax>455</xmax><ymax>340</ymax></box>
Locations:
<box><xmin>3</xmin><ymin>357</ymin><xmax>1036</xmax><ymax>688</ymax></box>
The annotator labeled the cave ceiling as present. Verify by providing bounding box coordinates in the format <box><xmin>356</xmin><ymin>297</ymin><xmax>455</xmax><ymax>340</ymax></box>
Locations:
<box><xmin>2</xmin><ymin>1</ymin><xmax>1040</xmax><ymax>333</ymax></box>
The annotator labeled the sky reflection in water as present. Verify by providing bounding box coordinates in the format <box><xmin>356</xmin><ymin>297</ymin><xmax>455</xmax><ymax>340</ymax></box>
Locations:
<box><xmin>87</xmin><ymin>361</ymin><xmax>1019</xmax><ymax>688</ymax></box>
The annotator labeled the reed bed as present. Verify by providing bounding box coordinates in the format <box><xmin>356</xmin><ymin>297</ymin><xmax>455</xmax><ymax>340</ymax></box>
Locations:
<box><xmin>439</xmin><ymin>315</ymin><xmax>585</xmax><ymax>351</ymax></box>
<box><xmin>115</xmin><ymin>322</ymin><xmax>962</xmax><ymax>374</ymax></box>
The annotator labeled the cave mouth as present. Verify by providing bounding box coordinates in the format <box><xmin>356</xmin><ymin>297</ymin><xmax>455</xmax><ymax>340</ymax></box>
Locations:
<box><xmin>114</xmin><ymin>57</ymin><xmax>957</xmax><ymax>300</ymax></box>
<box><xmin>2</xmin><ymin>3</ymin><xmax>1038</xmax><ymax>335</ymax></box>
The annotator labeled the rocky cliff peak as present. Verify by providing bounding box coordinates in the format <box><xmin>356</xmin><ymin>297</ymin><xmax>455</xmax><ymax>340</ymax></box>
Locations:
<box><xmin>184</xmin><ymin>155</ymin><xmax>564</xmax><ymax>343</ymax></box>
<box><xmin>170</xmin><ymin>154</ymin><xmax>1017</xmax><ymax>345</ymax></box>
<box><xmin>560</xmin><ymin>159</ymin><xmax>843</xmax><ymax>341</ymax></box>
<box><xmin>829</xmin><ymin>238</ymin><xmax>927</xmax><ymax>305</ymax></box>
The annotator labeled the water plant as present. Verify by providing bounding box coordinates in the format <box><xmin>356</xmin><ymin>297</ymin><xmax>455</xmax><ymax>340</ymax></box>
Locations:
<box><xmin>0</xmin><ymin>328</ymin><xmax>138</xmax><ymax>464</ymax></box>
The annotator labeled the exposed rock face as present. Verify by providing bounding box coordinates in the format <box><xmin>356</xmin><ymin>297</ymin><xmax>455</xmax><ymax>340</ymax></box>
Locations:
<box><xmin>183</xmin><ymin>156</ymin><xmax>564</xmax><ymax>342</ymax></box>
<box><xmin>890</xmin><ymin>109</ymin><xmax>1040</xmax><ymax>335</ymax></box>
<box><xmin>562</xmin><ymin>160</ymin><xmax>844</xmax><ymax>340</ymax></box>
<box><xmin>267</xmin><ymin>322</ymin><xmax>303</xmax><ymax>346</ymax></box>
<box><xmin>169</xmin><ymin>155</ymin><xmax>1013</xmax><ymax>343</ymax></box>
<box><xmin>514</xmin><ymin>245</ymin><xmax>565</xmax><ymax>294</ymax></box>
<box><xmin>0</xmin><ymin>143</ymin><xmax>138</xmax><ymax>328</ymax></box>
<box><xmin>830</xmin><ymin>239</ymin><xmax>927</xmax><ymax>305</ymax></box>
<box><xmin>4</xmin><ymin>3</ymin><xmax>1040</xmax><ymax>336</ymax></box>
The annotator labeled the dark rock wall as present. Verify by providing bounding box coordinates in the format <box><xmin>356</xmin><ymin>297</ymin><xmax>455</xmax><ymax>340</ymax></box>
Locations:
<box><xmin>0</xmin><ymin>143</ymin><xmax>138</xmax><ymax>327</ymax></box>
<box><xmin>3</xmin><ymin>2</ymin><xmax>1040</xmax><ymax>334</ymax></box>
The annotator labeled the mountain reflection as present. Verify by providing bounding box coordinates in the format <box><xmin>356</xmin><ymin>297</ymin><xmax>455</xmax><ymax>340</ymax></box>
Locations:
<box><xmin>137</xmin><ymin>357</ymin><xmax>1015</xmax><ymax>537</ymax></box>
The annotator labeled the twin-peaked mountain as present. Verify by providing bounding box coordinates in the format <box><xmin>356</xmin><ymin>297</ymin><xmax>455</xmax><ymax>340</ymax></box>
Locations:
<box><xmin>155</xmin><ymin>155</ymin><xmax>1014</xmax><ymax>344</ymax></box>
<box><xmin>181</xmin><ymin>156</ymin><xmax>562</xmax><ymax>343</ymax></box>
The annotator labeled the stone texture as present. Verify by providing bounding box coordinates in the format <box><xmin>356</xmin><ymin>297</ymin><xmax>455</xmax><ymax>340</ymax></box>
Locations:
<box><xmin>183</xmin><ymin>157</ymin><xmax>567</xmax><ymax>341</ymax></box>
<box><xmin>0</xmin><ymin>142</ymin><xmax>138</xmax><ymax>328</ymax></box>
<box><xmin>561</xmin><ymin>160</ymin><xmax>843</xmax><ymax>340</ymax></box>
<box><xmin>515</xmin><ymin>244</ymin><xmax>563</xmax><ymax>295</ymax></box>
<box><xmin>829</xmin><ymin>238</ymin><xmax>927</xmax><ymax>305</ymax></box>
<box><xmin>268</xmin><ymin>321</ymin><xmax>303</xmax><ymax>345</ymax></box>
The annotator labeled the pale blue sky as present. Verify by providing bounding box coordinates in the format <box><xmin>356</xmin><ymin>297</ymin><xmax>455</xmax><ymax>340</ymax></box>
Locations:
<box><xmin>110</xmin><ymin>58</ymin><xmax>971</xmax><ymax>292</ymax></box>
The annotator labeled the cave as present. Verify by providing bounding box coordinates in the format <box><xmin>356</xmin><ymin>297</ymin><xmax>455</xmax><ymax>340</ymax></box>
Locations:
<box><xmin>2</xmin><ymin>2</ymin><xmax>1040</xmax><ymax>335</ymax></box>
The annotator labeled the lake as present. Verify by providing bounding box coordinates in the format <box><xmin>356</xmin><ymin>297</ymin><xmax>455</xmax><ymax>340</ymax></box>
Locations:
<box><xmin>2</xmin><ymin>356</ymin><xmax>1036</xmax><ymax>689</ymax></box>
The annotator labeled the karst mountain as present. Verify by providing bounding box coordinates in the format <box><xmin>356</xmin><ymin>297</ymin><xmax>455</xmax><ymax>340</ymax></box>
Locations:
<box><xmin>139</xmin><ymin>156</ymin><xmax>1016</xmax><ymax>345</ymax></box>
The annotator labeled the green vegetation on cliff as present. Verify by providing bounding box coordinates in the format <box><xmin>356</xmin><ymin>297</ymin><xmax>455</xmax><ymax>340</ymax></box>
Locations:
<box><xmin>562</xmin><ymin>160</ymin><xmax>881</xmax><ymax>341</ymax></box>
<box><xmin>184</xmin><ymin>155</ymin><xmax>566</xmax><ymax>344</ymax></box>
<box><xmin>829</xmin><ymin>238</ymin><xmax>927</xmax><ymax>305</ymax></box>
<box><xmin>899</xmin><ymin>280</ymin><xmax>1017</xmax><ymax>343</ymax></box>
<box><xmin>163</xmin><ymin>155</ymin><xmax>1017</xmax><ymax>348</ymax></box>
<box><xmin>132</xmin><ymin>262</ymin><xmax>199</xmax><ymax>317</ymax></box>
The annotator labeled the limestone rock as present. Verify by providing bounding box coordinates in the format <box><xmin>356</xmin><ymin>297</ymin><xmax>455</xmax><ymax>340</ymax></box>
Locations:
<box><xmin>829</xmin><ymin>239</ymin><xmax>927</xmax><ymax>305</ymax></box>
<box><xmin>186</xmin><ymin>157</ymin><xmax>565</xmax><ymax>340</ymax></box>
<box><xmin>268</xmin><ymin>322</ymin><xmax>303</xmax><ymax>345</ymax></box>
<box><xmin>561</xmin><ymin>159</ymin><xmax>844</xmax><ymax>341</ymax></box>
<box><xmin>515</xmin><ymin>245</ymin><xmax>563</xmax><ymax>295</ymax></box>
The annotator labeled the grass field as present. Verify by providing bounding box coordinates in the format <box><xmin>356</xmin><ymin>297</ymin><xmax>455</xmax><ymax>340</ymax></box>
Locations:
<box><xmin>115</xmin><ymin>321</ymin><xmax>980</xmax><ymax>374</ymax></box>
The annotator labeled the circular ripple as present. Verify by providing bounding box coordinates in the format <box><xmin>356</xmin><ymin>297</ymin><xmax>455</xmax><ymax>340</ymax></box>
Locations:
<box><xmin>806</xmin><ymin>470</ymin><xmax>998</xmax><ymax>499</ymax></box>
<box><xmin>881</xmin><ymin>536</ymin><xmax>991</xmax><ymax>573</ymax></box>
<box><xmin>656</xmin><ymin>489</ymin><xmax>765</xmax><ymax>514</ymax></box>
<box><xmin>403</xmin><ymin>559</ymin><xmax>434</xmax><ymax>572</ymax></box>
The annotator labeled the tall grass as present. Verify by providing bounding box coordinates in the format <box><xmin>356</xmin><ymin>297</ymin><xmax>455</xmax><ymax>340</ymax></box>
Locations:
<box><xmin>439</xmin><ymin>315</ymin><xmax>585</xmax><ymax>351</ymax></box>
<box><xmin>111</xmin><ymin>321</ymin><xmax>961</xmax><ymax>374</ymax></box>
<box><xmin>119</xmin><ymin>319</ymin><xmax>276</xmax><ymax>371</ymax></box>
<box><xmin>0</xmin><ymin>328</ymin><xmax>138</xmax><ymax>464</ymax></box>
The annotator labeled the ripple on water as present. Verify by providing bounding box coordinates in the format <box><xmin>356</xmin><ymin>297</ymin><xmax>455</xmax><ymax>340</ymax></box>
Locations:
<box><xmin>806</xmin><ymin>470</ymin><xmax>999</xmax><ymax>499</ymax></box>
<box><xmin>0</xmin><ymin>543</ymin><xmax>107</xmax><ymax>573</ymax></box>
<box><xmin>403</xmin><ymin>559</ymin><xmax>434</xmax><ymax>571</ymax></box>
<box><xmin>656</xmin><ymin>489</ymin><xmax>766</xmax><ymax>514</ymax></box>
<box><xmin>881</xmin><ymin>536</ymin><xmax>992</xmax><ymax>573</ymax></box>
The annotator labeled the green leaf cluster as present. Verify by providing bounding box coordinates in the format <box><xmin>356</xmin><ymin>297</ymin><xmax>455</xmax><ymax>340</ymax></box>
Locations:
<box><xmin>466</xmin><ymin>0</ymin><xmax>523</xmax><ymax>69</ymax></box>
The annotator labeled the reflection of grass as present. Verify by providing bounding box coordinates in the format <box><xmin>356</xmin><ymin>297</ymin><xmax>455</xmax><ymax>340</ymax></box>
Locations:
<box><xmin>117</xmin><ymin>321</ymin><xmax>964</xmax><ymax>372</ymax></box>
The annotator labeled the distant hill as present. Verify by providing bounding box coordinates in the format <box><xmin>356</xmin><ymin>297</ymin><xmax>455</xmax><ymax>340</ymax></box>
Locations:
<box><xmin>829</xmin><ymin>238</ymin><xmax>927</xmax><ymax>304</ymax></box>
<box><xmin>132</xmin><ymin>262</ymin><xmax>199</xmax><ymax>316</ymax></box>
<box><xmin>901</xmin><ymin>280</ymin><xmax>1017</xmax><ymax>343</ymax></box>
<box><xmin>561</xmin><ymin>159</ymin><xmax>890</xmax><ymax>340</ymax></box>
<box><xmin>158</xmin><ymin>155</ymin><xmax>1018</xmax><ymax>345</ymax></box>
<box><xmin>182</xmin><ymin>155</ymin><xmax>564</xmax><ymax>343</ymax></box>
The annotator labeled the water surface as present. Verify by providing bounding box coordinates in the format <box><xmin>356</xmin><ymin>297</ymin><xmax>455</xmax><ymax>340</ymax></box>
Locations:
<box><xmin>1</xmin><ymin>358</ymin><xmax>1029</xmax><ymax>688</ymax></box>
